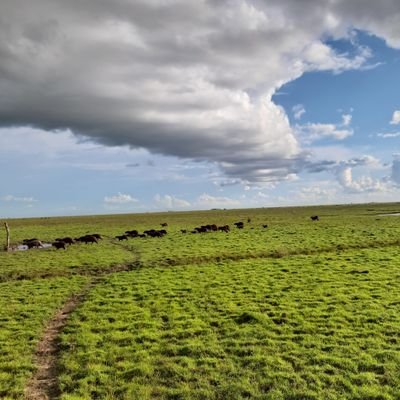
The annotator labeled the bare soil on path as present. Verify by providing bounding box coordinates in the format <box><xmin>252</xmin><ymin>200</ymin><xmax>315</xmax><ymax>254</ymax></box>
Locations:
<box><xmin>24</xmin><ymin>288</ymin><xmax>90</xmax><ymax>400</ymax></box>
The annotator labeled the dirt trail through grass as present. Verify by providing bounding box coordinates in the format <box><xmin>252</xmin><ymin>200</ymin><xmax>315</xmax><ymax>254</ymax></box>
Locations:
<box><xmin>24</xmin><ymin>286</ymin><xmax>91</xmax><ymax>400</ymax></box>
<box><xmin>24</xmin><ymin>251</ymin><xmax>140</xmax><ymax>400</ymax></box>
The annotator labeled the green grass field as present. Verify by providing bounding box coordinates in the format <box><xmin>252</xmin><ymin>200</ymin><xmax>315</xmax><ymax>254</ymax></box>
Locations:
<box><xmin>1</xmin><ymin>203</ymin><xmax>400</xmax><ymax>399</ymax></box>
<box><xmin>59</xmin><ymin>249</ymin><xmax>400</xmax><ymax>399</ymax></box>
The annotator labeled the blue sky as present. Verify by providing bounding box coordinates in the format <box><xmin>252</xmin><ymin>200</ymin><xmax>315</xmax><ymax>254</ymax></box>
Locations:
<box><xmin>277</xmin><ymin>32</ymin><xmax>400</xmax><ymax>141</ymax></box>
<box><xmin>0</xmin><ymin>1</ymin><xmax>400</xmax><ymax>218</ymax></box>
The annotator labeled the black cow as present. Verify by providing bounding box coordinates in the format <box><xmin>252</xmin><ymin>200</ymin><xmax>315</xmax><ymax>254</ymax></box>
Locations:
<box><xmin>125</xmin><ymin>230</ymin><xmax>139</xmax><ymax>237</ymax></box>
<box><xmin>57</xmin><ymin>237</ymin><xmax>75</xmax><ymax>245</ymax></box>
<box><xmin>234</xmin><ymin>221</ymin><xmax>244</xmax><ymax>229</ymax></box>
<box><xmin>310</xmin><ymin>215</ymin><xmax>319</xmax><ymax>221</ymax></box>
<box><xmin>218</xmin><ymin>225</ymin><xmax>230</xmax><ymax>233</ymax></box>
<box><xmin>52</xmin><ymin>241</ymin><xmax>66</xmax><ymax>250</ymax></box>
<box><xmin>116</xmin><ymin>234</ymin><xmax>128</xmax><ymax>241</ymax></box>
<box><xmin>76</xmin><ymin>235</ymin><xmax>98</xmax><ymax>244</ymax></box>
<box><xmin>26</xmin><ymin>239</ymin><xmax>43</xmax><ymax>249</ymax></box>
<box><xmin>160</xmin><ymin>222</ymin><xmax>168</xmax><ymax>227</ymax></box>
<box><xmin>144</xmin><ymin>229</ymin><xmax>167</xmax><ymax>237</ymax></box>
<box><xmin>262</xmin><ymin>224</ymin><xmax>268</xmax><ymax>228</ymax></box>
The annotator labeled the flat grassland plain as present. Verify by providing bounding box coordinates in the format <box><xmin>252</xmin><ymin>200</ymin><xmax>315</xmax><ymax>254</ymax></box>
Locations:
<box><xmin>1</xmin><ymin>203</ymin><xmax>400</xmax><ymax>400</ymax></box>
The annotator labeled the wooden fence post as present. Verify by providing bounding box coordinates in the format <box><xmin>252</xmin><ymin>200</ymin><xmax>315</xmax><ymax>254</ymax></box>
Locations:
<box><xmin>4</xmin><ymin>222</ymin><xmax>10</xmax><ymax>252</ymax></box>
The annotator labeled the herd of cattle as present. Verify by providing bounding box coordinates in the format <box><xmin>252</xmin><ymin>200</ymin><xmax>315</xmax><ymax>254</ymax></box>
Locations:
<box><xmin>21</xmin><ymin>233</ymin><xmax>102</xmax><ymax>250</ymax></box>
<box><xmin>115</xmin><ymin>228</ymin><xmax>167</xmax><ymax>241</ymax></box>
<box><xmin>115</xmin><ymin>223</ymin><xmax>233</xmax><ymax>241</ymax></box>
<box><xmin>18</xmin><ymin>216</ymin><xmax>320</xmax><ymax>250</ymax></box>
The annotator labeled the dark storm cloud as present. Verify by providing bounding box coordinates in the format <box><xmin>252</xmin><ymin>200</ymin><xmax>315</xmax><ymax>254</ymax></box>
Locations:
<box><xmin>1</xmin><ymin>0</ymin><xmax>400</xmax><ymax>183</ymax></box>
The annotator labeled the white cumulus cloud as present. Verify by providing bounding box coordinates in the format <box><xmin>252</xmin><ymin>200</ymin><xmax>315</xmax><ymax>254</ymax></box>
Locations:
<box><xmin>390</xmin><ymin>110</ymin><xmax>400</xmax><ymax>125</ymax></box>
<box><xmin>337</xmin><ymin>167</ymin><xmax>383</xmax><ymax>192</ymax></box>
<box><xmin>342</xmin><ymin>114</ymin><xmax>352</xmax><ymax>126</ymax></box>
<box><xmin>292</xmin><ymin>104</ymin><xmax>306</xmax><ymax>120</ymax></box>
<box><xmin>296</xmin><ymin>122</ymin><xmax>353</xmax><ymax>143</ymax></box>
<box><xmin>195</xmin><ymin>193</ymin><xmax>241</xmax><ymax>208</ymax></box>
<box><xmin>104</xmin><ymin>193</ymin><xmax>138</xmax><ymax>204</ymax></box>
<box><xmin>154</xmin><ymin>194</ymin><xmax>190</xmax><ymax>209</ymax></box>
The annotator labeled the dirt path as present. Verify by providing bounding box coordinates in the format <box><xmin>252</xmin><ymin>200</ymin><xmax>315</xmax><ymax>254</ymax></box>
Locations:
<box><xmin>24</xmin><ymin>286</ymin><xmax>91</xmax><ymax>400</ymax></box>
<box><xmin>24</xmin><ymin>258</ymin><xmax>139</xmax><ymax>400</ymax></box>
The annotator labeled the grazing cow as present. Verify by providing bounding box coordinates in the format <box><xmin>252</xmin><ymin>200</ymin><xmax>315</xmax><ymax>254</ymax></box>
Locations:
<box><xmin>144</xmin><ymin>229</ymin><xmax>167</xmax><ymax>238</ymax></box>
<box><xmin>192</xmin><ymin>224</ymin><xmax>220</xmax><ymax>233</ymax></box>
<box><xmin>262</xmin><ymin>224</ymin><xmax>268</xmax><ymax>228</ymax></box>
<box><xmin>198</xmin><ymin>224</ymin><xmax>215</xmax><ymax>232</ymax></box>
<box><xmin>26</xmin><ymin>240</ymin><xmax>43</xmax><ymax>249</ymax></box>
<box><xmin>116</xmin><ymin>234</ymin><xmax>128</xmax><ymax>241</ymax></box>
<box><xmin>76</xmin><ymin>235</ymin><xmax>98</xmax><ymax>244</ymax></box>
<box><xmin>57</xmin><ymin>237</ymin><xmax>75</xmax><ymax>245</ymax></box>
<box><xmin>218</xmin><ymin>225</ymin><xmax>230</xmax><ymax>233</ymax></box>
<box><xmin>234</xmin><ymin>221</ymin><xmax>244</xmax><ymax>229</ymax></box>
<box><xmin>160</xmin><ymin>222</ymin><xmax>168</xmax><ymax>227</ymax></box>
<box><xmin>125</xmin><ymin>230</ymin><xmax>139</xmax><ymax>237</ymax></box>
<box><xmin>181</xmin><ymin>229</ymin><xmax>187</xmax><ymax>234</ymax></box>
<box><xmin>52</xmin><ymin>241</ymin><xmax>66</xmax><ymax>250</ymax></box>
<box><xmin>310</xmin><ymin>215</ymin><xmax>319</xmax><ymax>221</ymax></box>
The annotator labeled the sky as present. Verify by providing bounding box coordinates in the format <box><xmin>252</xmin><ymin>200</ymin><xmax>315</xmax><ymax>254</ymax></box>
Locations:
<box><xmin>0</xmin><ymin>0</ymin><xmax>400</xmax><ymax>218</ymax></box>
